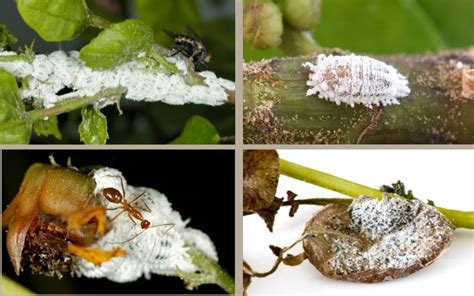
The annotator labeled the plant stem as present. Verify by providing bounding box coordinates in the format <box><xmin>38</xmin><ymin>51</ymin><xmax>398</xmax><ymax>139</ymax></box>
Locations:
<box><xmin>0</xmin><ymin>87</ymin><xmax>124</xmax><ymax>132</ymax></box>
<box><xmin>177</xmin><ymin>247</ymin><xmax>235</xmax><ymax>294</ymax></box>
<box><xmin>244</xmin><ymin>49</ymin><xmax>474</xmax><ymax>144</ymax></box>
<box><xmin>282</xmin><ymin>197</ymin><xmax>352</xmax><ymax>207</ymax></box>
<box><xmin>280</xmin><ymin>159</ymin><xmax>382</xmax><ymax>199</ymax></box>
<box><xmin>279</xmin><ymin>158</ymin><xmax>474</xmax><ymax>229</ymax></box>
<box><xmin>87</xmin><ymin>13</ymin><xmax>112</xmax><ymax>29</ymax></box>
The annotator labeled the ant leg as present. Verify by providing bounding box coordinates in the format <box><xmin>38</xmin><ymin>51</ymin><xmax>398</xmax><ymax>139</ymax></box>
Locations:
<box><xmin>141</xmin><ymin>200</ymin><xmax>151</xmax><ymax>213</ymax></box>
<box><xmin>67</xmin><ymin>243</ymin><xmax>126</xmax><ymax>264</ymax></box>
<box><xmin>129</xmin><ymin>190</ymin><xmax>146</xmax><ymax>204</ymax></box>
<box><xmin>66</xmin><ymin>206</ymin><xmax>107</xmax><ymax>236</ymax></box>
<box><xmin>127</xmin><ymin>213</ymin><xmax>137</xmax><ymax>225</ymax></box>
<box><xmin>108</xmin><ymin>209</ymin><xmax>126</xmax><ymax>226</ymax></box>
<box><xmin>129</xmin><ymin>190</ymin><xmax>151</xmax><ymax>212</ymax></box>
<box><xmin>108</xmin><ymin>229</ymin><xmax>146</xmax><ymax>244</ymax></box>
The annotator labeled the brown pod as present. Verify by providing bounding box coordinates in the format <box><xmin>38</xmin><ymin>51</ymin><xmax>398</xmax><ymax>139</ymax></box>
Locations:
<box><xmin>302</xmin><ymin>196</ymin><xmax>454</xmax><ymax>283</ymax></box>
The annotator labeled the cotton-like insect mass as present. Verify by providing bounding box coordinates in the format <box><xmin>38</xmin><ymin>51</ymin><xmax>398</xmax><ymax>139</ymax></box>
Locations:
<box><xmin>0</xmin><ymin>50</ymin><xmax>234</xmax><ymax>108</ymax></box>
<box><xmin>303</xmin><ymin>54</ymin><xmax>411</xmax><ymax>107</ymax></box>
<box><xmin>75</xmin><ymin>168</ymin><xmax>218</xmax><ymax>283</ymax></box>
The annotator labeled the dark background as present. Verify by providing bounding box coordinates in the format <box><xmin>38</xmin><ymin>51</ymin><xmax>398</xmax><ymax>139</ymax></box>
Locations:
<box><xmin>2</xmin><ymin>149</ymin><xmax>235</xmax><ymax>294</ymax></box>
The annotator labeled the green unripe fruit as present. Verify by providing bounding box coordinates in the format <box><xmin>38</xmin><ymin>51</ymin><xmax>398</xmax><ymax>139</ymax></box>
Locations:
<box><xmin>282</xmin><ymin>0</ymin><xmax>321</xmax><ymax>31</ymax></box>
<box><xmin>244</xmin><ymin>1</ymin><xmax>283</xmax><ymax>49</ymax></box>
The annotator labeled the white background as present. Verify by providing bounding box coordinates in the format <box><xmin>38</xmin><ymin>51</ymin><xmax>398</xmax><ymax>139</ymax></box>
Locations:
<box><xmin>244</xmin><ymin>149</ymin><xmax>474</xmax><ymax>295</ymax></box>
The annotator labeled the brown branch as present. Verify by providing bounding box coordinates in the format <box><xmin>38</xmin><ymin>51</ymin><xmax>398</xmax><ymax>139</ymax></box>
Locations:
<box><xmin>244</xmin><ymin>48</ymin><xmax>474</xmax><ymax>144</ymax></box>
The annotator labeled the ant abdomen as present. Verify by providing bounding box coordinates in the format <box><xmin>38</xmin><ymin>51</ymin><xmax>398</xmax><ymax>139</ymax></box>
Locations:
<box><xmin>102</xmin><ymin>187</ymin><xmax>122</xmax><ymax>204</ymax></box>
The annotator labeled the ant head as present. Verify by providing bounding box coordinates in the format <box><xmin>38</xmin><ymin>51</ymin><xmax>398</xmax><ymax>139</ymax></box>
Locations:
<box><xmin>102</xmin><ymin>187</ymin><xmax>123</xmax><ymax>204</ymax></box>
<box><xmin>141</xmin><ymin>220</ymin><xmax>151</xmax><ymax>229</ymax></box>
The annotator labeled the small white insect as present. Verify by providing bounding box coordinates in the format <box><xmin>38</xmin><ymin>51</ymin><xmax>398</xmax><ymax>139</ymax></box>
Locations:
<box><xmin>303</xmin><ymin>54</ymin><xmax>410</xmax><ymax>107</ymax></box>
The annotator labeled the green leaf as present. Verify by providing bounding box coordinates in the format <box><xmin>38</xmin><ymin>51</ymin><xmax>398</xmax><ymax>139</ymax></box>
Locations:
<box><xmin>79</xmin><ymin>106</ymin><xmax>108</xmax><ymax>144</ymax></box>
<box><xmin>171</xmin><ymin>115</ymin><xmax>220</xmax><ymax>144</ymax></box>
<box><xmin>0</xmin><ymin>23</ymin><xmax>17</xmax><ymax>48</ymax></box>
<box><xmin>33</xmin><ymin>116</ymin><xmax>62</xmax><ymax>140</ymax></box>
<box><xmin>417</xmin><ymin>0</ymin><xmax>474</xmax><ymax>48</ymax></box>
<box><xmin>17</xmin><ymin>0</ymin><xmax>88</xmax><ymax>42</ymax></box>
<box><xmin>0</xmin><ymin>69</ymin><xmax>32</xmax><ymax>144</ymax></box>
<box><xmin>135</xmin><ymin>0</ymin><xmax>202</xmax><ymax>45</ymax></box>
<box><xmin>313</xmin><ymin>0</ymin><xmax>445</xmax><ymax>54</ymax></box>
<box><xmin>80</xmin><ymin>19</ymin><xmax>154</xmax><ymax>69</ymax></box>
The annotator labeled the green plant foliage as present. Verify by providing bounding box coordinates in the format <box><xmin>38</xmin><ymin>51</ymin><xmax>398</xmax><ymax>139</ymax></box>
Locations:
<box><xmin>0</xmin><ymin>69</ymin><xmax>32</xmax><ymax>144</ymax></box>
<box><xmin>416</xmin><ymin>0</ymin><xmax>474</xmax><ymax>47</ymax></box>
<box><xmin>33</xmin><ymin>116</ymin><xmax>62</xmax><ymax>140</ymax></box>
<box><xmin>79</xmin><ymin>105</ymin><xmax>108</xmax><ymax>144</ymax></box>
<box><xmin>80</xmin><ymin>19</ymin><xmax>154</xmax><ymax>69</ymax></box>
<box><xmin>135</xmin><ymin>0</ymin><xmax>202</xmax><ymax>46</ymax></box>
<box><xmin>171</xmin><ymin>115</ymin><xmax>220</xmax><ymax>144</ymax></box>
<box><xmin>17</xmin><ymin>0</ymin><xmax>88</xmax><ymax>42</ymax></box>
<box><xmin>313</xmin><ymin>0</ymin><xmax>445</xmax><ymax>54</ymax></box>
<box><xmin>0</xmin><ymin>23</ymin><xmax>17</xmax><ymax>48</ymax></box>
<box><xmin>244</xmin><ymin>40</ymin><xmax>283</xmax><ymax>61</ymax></box>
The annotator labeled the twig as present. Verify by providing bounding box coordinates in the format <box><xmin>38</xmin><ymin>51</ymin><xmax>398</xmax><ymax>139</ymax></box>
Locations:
<box><xmin>244</xmin><ymin>48</ymin><xmax>474</xmax><ymax>144</ymax></box>
<box><xmin>279</xmin><ymin>158</ymin><xmax>474</xmax><ymax>229</ymax></box>
<box><xmin>177</xmin><ymin>247</ymin><xmax>235</xmax><ymax>294</ymax></box>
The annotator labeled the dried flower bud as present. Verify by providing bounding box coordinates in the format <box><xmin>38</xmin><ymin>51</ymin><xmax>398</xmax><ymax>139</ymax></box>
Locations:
<box><xmin>244</xmin><ymin>1</ymin><xmax>283</xmax><ymax>49</ymax></box>
<box><xmin>303</xmin><ymin>196</ymin><xmax>454</xmax><ymax>283</ymax></box>
<box><xmin>282</xmin><ymin>0</ymin><xmax>321</xmax><ymax>31</ymax></box>
<box><xmin>303</xmin><ymin>54</ymin><xmax>411</xmax><ymax>107</ymax></box>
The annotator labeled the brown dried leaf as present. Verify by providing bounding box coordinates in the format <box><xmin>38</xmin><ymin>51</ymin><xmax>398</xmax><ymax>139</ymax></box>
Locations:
<box><xmin>282</xmin><ymin>252</ymin><xmax>306</xmax><ymax>266</ymax></box>
<box><xmin>287</xmin><ymin>190</ymin><xmax>299</xmax><ymax>217</ymax></box>
<box><xmin>256</xmin><ymin>197</ymin><xmax>283</xmax><ymax>232</ymax></box>
<box><xmin>269</xmin><ymin>245</ymin><xmax>282</xmax><ymax>257</ymax></box>
<box><xmin>302</xmin><ymin>196</ymin><xmax>454</xmax><ymax>283</ymax></box>
<box><xmin>243</xmin><ymin>150</ymin><xmax>280</xmax><ymax>213</ymax></box>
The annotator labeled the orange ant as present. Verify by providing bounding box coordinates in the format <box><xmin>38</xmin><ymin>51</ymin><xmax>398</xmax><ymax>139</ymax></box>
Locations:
<box><xmin>101</xmin><ymin>176</ymin><xmax>173</xmax><ymax>243</ymax></box>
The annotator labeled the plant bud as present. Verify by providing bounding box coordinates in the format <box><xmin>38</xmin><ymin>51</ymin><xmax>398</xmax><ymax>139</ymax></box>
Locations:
<box><xmin>282</xmin><ymin>0</ymin><xmax>321</xmax><ymax>31</ymax></box>
<box><xmin>244</xmin><ymin>1</ymin><xmax>283</xmax><ymax>49</ymax></box>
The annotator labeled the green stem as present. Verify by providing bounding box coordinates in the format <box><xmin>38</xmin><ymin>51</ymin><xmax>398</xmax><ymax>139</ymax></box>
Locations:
<box><xmin>0</xmin><ymin>87</ymin><xmax>124</xmax><ymax>132</ymax></box>
<box><xmin>280</xmin><ymin>158</ymin><xmax>474</xmax><ymax>229</ymax></box>
<box><xmin>87</xmin><ymin>13</ymin><xmax>112</xmax><ymax>29</ymax></box>
<box><xmin>177</xmin><ymin>247</ymin><xmax>235</xmax><ymax>294</ymax></box>
<box><xmin>280</xmin><ymin>159</ymin><xmax>382</xmax><ymax>199</ymax></box>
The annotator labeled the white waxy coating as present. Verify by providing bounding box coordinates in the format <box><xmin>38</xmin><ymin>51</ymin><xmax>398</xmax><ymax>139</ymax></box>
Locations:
<box><xmin>328</xmin><ymin>196</ymin><xmax>454</xmax><ymax>275</ymax></box>
<box><xmin>303</xmin><ymin>54</ymin><xmax>411</xmax><ymax>107</ymax></box>
<box><xmin>74</xmin><ymin>168</ymin><xmax>218</xmax><ymax>283</ymax></box>
<box><xmin>0</xmin><ymin>50</ymin><xmax>234</xmax><ymax>108</ymax></box>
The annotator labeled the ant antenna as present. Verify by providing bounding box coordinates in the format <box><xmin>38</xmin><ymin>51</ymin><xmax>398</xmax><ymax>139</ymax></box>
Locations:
<box><xmin>108</xmin><ymin>223</ymin><xmax>175</xmax><ymax>244</ymax></box>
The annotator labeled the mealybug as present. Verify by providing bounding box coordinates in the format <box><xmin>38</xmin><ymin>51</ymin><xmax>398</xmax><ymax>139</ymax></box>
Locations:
<box><xmin>303</xmin><ymin>54</ymin><xmax>410</xmax><ymax>108</ymax></box>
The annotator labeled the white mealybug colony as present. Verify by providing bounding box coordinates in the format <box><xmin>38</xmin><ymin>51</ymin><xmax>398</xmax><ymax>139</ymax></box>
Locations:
<box><xmin>0</xmin><ymin>50</ymin><xmax>234</xmax><ymax>108</ymax></box>
<box><xmin>303</xmin><ymin>54</ymin><xmax>411</xmax><ymax>107</ymax></box>
<box><xmin>75</xmin><ymin>167</ymin><xmax>218</xmax><ymax>283</ymax></box>
<box><xmin>333</xmin><ymin>196</ymin><xmax>454</xmax><ymax>274</ymax></box>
